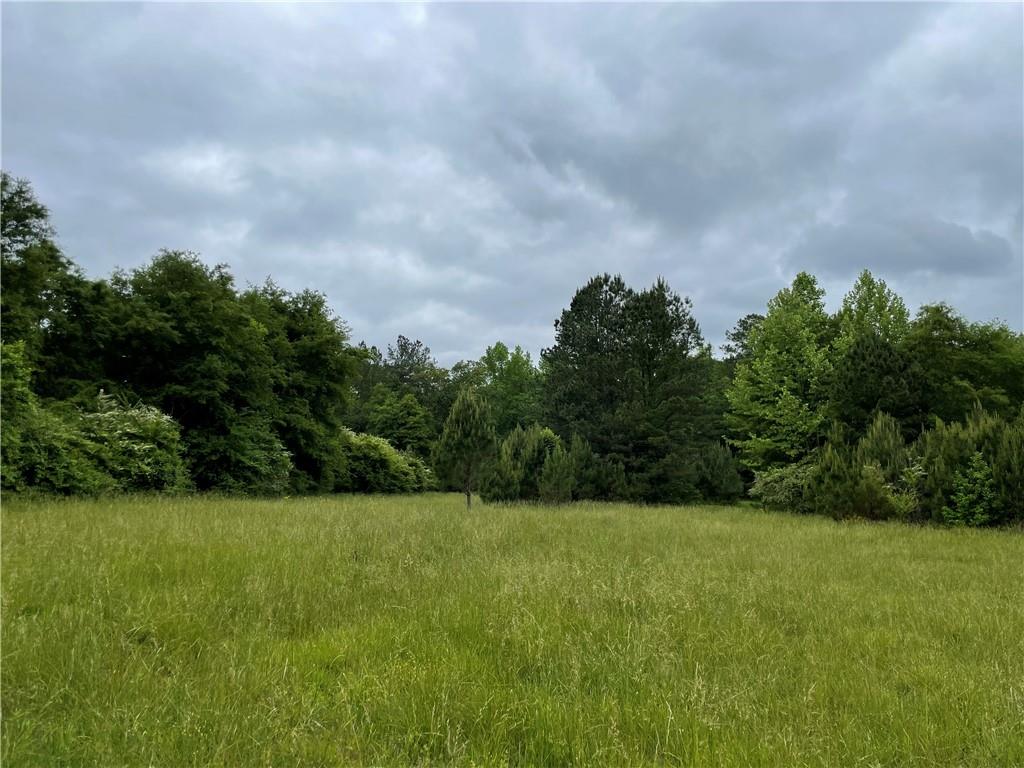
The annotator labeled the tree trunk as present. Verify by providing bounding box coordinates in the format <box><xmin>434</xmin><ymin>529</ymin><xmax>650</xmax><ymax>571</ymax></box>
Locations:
<box><xmin>465</xmin><ymin>487</ymin><xmax>472</xmax><ymax>509</ymax></box>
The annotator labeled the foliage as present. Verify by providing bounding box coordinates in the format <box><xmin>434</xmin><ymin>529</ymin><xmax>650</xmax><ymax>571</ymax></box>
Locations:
<box><xmin>914</xmin><ymin>406</ymin><xmax>1023</xmax><ymax>525</ymax></box>
<box><xmin>366</xmin><ymin>386</ymin><xmax>434</xmax><ymax>456</ymax></box>
<box><xmin>473</xmin><ymin>342</ymin><xmax>543</xmax><ymax>437</ymax></box>
<box><xmin>748</xmin><ymin>460</ymin><xmax>815</xmax><ymax>514</ymax></box>
<box><xmin>942</xmin><ymin>451</ymin><xmax>999</xmax><ymax>527</ymax></box>
<box><xmin>81</xmin><ymin>394</ymin><xmax>189</xmax><ymax>492</ymax></box>
<box><xmin>3</xmin><ymin>173</ymin><xmax>1023</xmax><ymax>518</ymax></box>
<box><xmin>727</xmin><ymin>272</ymin><xmax>833</xmax><ymax>472</ymax></box>
<box><xmin>697</xmin><ymin>442</ymin><xmax>744</xmax><ymax>501</ymax></box>
<box><xmin>340</xmin><ymin>430</ymin><xmax>432</xmax><ymax>494</ymax></box>
<box><xmin>833</xmin><ymin>270</ymin><xmax>910</xmax><ymax>354</ymax></box>
<box><xmin>904</xmin><ymin>304</ymin><xmax>1024</xmax><ymax>424</ymax></box>
<box><xmin>1</xmin><ymin>172</ymin><xmax>83</xmax><ymax>358</ymax></box>
<box><xmin>1</xmin><ymin>342</ymin><xmax>187</xmax><ymax>495</ymax></box>
<box><xmin>543</xmin><ymin>275</ymin><xmax>722</xmax><ymax>503</ymax></box>
<box><xmin>242</xmin><ymin>283</ymin><xmax>358</xmax><ymax>493</ymax></box>
<box><xmin>434</xmin><ymin>388</ymin><xmax>496</xmax><ymax>507</ymax></box>
<box><xmin>538</xmin><ymin>443</ymin><xmax>574</xmax><ymax>504</ymax></box>
<box><xmin>827</xmin><ymin>330</ymin><xmax>925</xmax><ymax>440</ymax></box>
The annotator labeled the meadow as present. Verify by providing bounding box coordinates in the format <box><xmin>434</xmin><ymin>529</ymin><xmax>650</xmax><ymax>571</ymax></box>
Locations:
<box><xmin>2</xmin><ymin>494</ymin><xmax>1022</xmax><ymax>767</ymax></box>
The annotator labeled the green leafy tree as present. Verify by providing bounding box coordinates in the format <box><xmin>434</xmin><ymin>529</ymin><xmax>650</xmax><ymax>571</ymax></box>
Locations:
<box><xmin>97</xmin><ymin>251</ymin><xmax>289</xmax><ymax>492</ymax></box>
<box><xmin>904</xmin><ymin>304</ymin><xmax>1024</xmax><ymax>424</ymax></box>
<box><xmin>727</xmin><ymin>272</ymin><xmax>833</xmax><ymax>472</ymax></box>
<box><xmin>243</xmin><ymin>282</ymin><xmax>358</xmax><ymax>492</ymax></box>
<box><xmin>1</xmin><ymin>172</ymin><xmax>84</xmax><ymax>357</ymax></box>
<box><xmin>367</xmin><ymin>386</ymin><xmax>433</xmax><ymax>456</ymax></box>
<box><xmin>434</xmin><ymin>388</ymin><xmax>496</xmax><ymax>508</ymax></box>
<box><xmin>476</xmin><ymin>342</ymin><xmax>543</xmax><ymax>436</ymax></box>
<box><xmin>834</xmin><ymin>270</ymin><xmax>910</xmax><ymax>354</ymax></box>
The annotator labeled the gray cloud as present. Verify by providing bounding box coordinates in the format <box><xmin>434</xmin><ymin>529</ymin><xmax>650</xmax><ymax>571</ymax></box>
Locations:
<box><xmin>3</xmin><ymin>2</ymin><xmax>1021</xmax><ymax>363</ymax></box>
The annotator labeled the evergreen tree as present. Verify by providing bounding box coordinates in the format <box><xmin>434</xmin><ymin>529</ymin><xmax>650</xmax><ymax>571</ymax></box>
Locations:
<box><xmin>539</xmin><ymin>443</ymin><xmax>575</xmax><ymax>504</ymax></box>
<box><xmin>434</xmin><ymin>388</ymin><xmax>496</xmax><ymax>508</ymax></box>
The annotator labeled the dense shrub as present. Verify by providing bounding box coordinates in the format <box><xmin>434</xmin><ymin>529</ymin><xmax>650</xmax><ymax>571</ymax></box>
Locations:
<box><xmin>480</xmin><ymin>424</ymin><xmax>560</xmax><ymax>503</ymax></box>
<box><xmin>81</xmin><ymin>394</ymin><xmax>189</xmax><ymax>492</ymax></box>
<box><xmin>569</xmin><ymin>435</ymin><xmax>629</xmax><ymax>501</ymax></box>
<box><xmin>942</xmin><ymin>451</ymin><xmax>998</xmax><ymax>526</ymax></box>
<box><xmin>480</xmin><ymin>451</ymin><xmax>523</xmax><ymax>503</ymax></box>
<box><xmin>809</xmin><ymin>413</ymin><xmax>919</xmax><ymax>521</ymax></box>
<box><xmin>697</xmin><ymin>442</ymin><xmax>744</xmax><ymax>501</ymax></box>
<box><xmin>3</xmin><ymin>342</ymin><xmax>111</xmax><ymax>494</ymax></box>
<box><xmin>2</xmin><ymin>342</ymin><xmax>189</xmax><ymax>495</ymax></box>
<box><xmin>401</xmin><ymin>451</ymin><xmax>438</xmax><ymax>492</ymax></box>
<box><xmin>192</xmin><ymin>416</ymin><xmax>293</xmax><ymax>496</ymax></box>
<box><xmin>749</xmin><ymin>460</ymin><xmax>815</xmax><ymax>513</ymax></box>
<box><xmin>338</xmin><ymin>430</ymin><xmax>433</xmax><ymax>493</ymax></box>
<box><xmin>914</xmin><ymin>406</ymin><xmax>1022</xmax><ymax>525</ymax></box>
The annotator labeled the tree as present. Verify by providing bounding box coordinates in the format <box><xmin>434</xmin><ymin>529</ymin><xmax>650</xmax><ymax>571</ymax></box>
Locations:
<box><xmin>97</xmin><ymin>251</ymin><xmax>290</xmax><ymax>492</ymax></box>
<box><xmin>542</xmin><ymin>275</ymin><xmax>720</xmax><ymax>502</ymax></box>
<box><xmin>726</xmin><ymin>272</ymin><xmax>833</xmax><ymax>471</ymax></box>
<box><xmin>434</xmin><ymin>388</ymin><xmax>496</xmax><ymax>508</ymax></box>
<box><xmin>1</xmin><ymin>172</ymin><xmax>83</xmax><ymax>357</ymax></box>
<box><xmin>942</xmin><ymin>451</ymin><xmax>998</xmax><ymax>527</ymax></box>
<box><xmin>242</xmin><ymin>283</ymin><xmax>359</xmax><ymax>492</ymax></box>
<box><xmin>721</xmin><ymin>313</ymin><xmax>764</xmax><ymax>364</ymax></box>
<box><xmin>904</xmin><ymin>304</ymin><xmax>1024</xmax><ymax>424</ymax></box>
<box><xmin>538</xmin><ymin>443</ymin><xmax>575</xmax><ymax>504</ymax></box>
<box><xmin>827</xmin><ymin>330</ymin><xmax>925</xmax><ymax>440</ymax></box>
<box><xmin>834</xmin><ymin>270</ymin><xmax>909</xmax><ymax>354</ymax></box>
<box><xmin>476</xmin><ymin>342</ymin><xmax>543</xmax><ymax>436</ymax></box>
<box><xmin>367</xmin><ymin>387</ymin><xmax>433</xmax><ymax>455</ymax></box>
<box><xmin>542</xmin><ymin>274</ymin><xmax>631</xmax><ymax>455</ymax></box>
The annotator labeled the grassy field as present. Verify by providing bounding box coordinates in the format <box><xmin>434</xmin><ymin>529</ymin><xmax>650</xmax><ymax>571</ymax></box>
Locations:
<box><xmin>2</xmin><ymin>494</ymin><xmax>1022</xmax><ymax>766</ymax></box>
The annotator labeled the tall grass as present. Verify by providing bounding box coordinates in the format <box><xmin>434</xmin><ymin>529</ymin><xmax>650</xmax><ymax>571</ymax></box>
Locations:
<box><xmin>3</xmin><ymin>494</ymin><xmax>1022</xmax><ymax>766</ymax></box>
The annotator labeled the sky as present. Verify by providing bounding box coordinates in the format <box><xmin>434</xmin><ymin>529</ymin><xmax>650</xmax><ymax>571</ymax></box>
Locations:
<box><xmin>3</xmin><ymin>2</ymin><xmax>1022</xmax><ymax>365</ymax></box>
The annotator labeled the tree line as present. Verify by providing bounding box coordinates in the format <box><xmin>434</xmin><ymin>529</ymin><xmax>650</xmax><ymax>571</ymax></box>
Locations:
<box><xmin>2</xmin><ymin>172</ymin><xmax>1021</xmax><ymax>524</ymax></box>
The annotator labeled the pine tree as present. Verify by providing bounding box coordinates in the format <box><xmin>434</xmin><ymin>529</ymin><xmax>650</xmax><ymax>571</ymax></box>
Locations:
<box><xmin>539</xmin><ymin>443</ymin><xmax>575</xmax><ymax>504</ymax></box>
<box><xmin>434</xmin><ymin>388</ymin><xmax>496</xmax><ymax>508</ymax></box>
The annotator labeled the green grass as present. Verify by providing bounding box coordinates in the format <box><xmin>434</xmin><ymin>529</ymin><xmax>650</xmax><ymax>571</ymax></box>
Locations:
<box><xmin>2</xmin><ymin>494</ymin><xmax>1022</xmax><ymax>766</ymax></box>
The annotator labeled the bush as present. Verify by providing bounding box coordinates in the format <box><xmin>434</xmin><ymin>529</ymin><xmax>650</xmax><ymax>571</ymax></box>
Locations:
<box><xmin>81</xmin><ymin>393</ymin><xmax>189</xmax><ymax>492</ymax></box>
<box><xmin>807</xmin><ymin>414</ymin><xmax>919</xmax><ymax>521</ymax></box>
<box><xmin>914</xmin><ymin>405</ymin><xmax>1021</xmax><ymax>525</ymax></box>
<box><xmin>338</xmin><ymin>430</ymin><xmax>425</xmax><ymax>493</ymax></box>
<box><xmin>697</xmin><ymin>442</ymin><xmax>744</xmax><ymax>501</ymax></box>
<box><xmin>401</xmin><ymin>450</ymin><xmax>438</xmax><ymax>492</ymax></box>
<box><xmin>942</xmin><ymin>451</ymin><xmax>999</xmax><ymax>526</ymax></box>
<box><xmin>749</xmin><ymin>460</ymin><xmax>815</xmax><ymax>513</ymax></box>
<box><xmin>2</xmin><ymin>343</ymin><xmax>112</xmax><ymax>495</ymax></box>
<box><xmin>191</xmin><ymin>416</ymin><xmax>293</xmax><ymax>496</ymax></box>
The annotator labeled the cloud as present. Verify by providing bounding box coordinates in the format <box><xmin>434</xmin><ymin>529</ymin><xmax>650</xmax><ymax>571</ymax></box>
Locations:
<box><xmin>785</xmin><ymin>216</ymin><xmax>1015</xmax><ymax>278</ymax></box>
<box><xmin>2</xmin><ymin>2</ymin><xmax>1021</xmax><ymax>362</ymax></box>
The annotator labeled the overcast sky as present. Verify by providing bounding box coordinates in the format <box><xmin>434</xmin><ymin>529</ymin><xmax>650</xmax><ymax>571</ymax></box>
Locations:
<box><xmin>3</xmin><ymin>2</ymin><xmax>1022</xmax><ymax>364</ymax></box>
